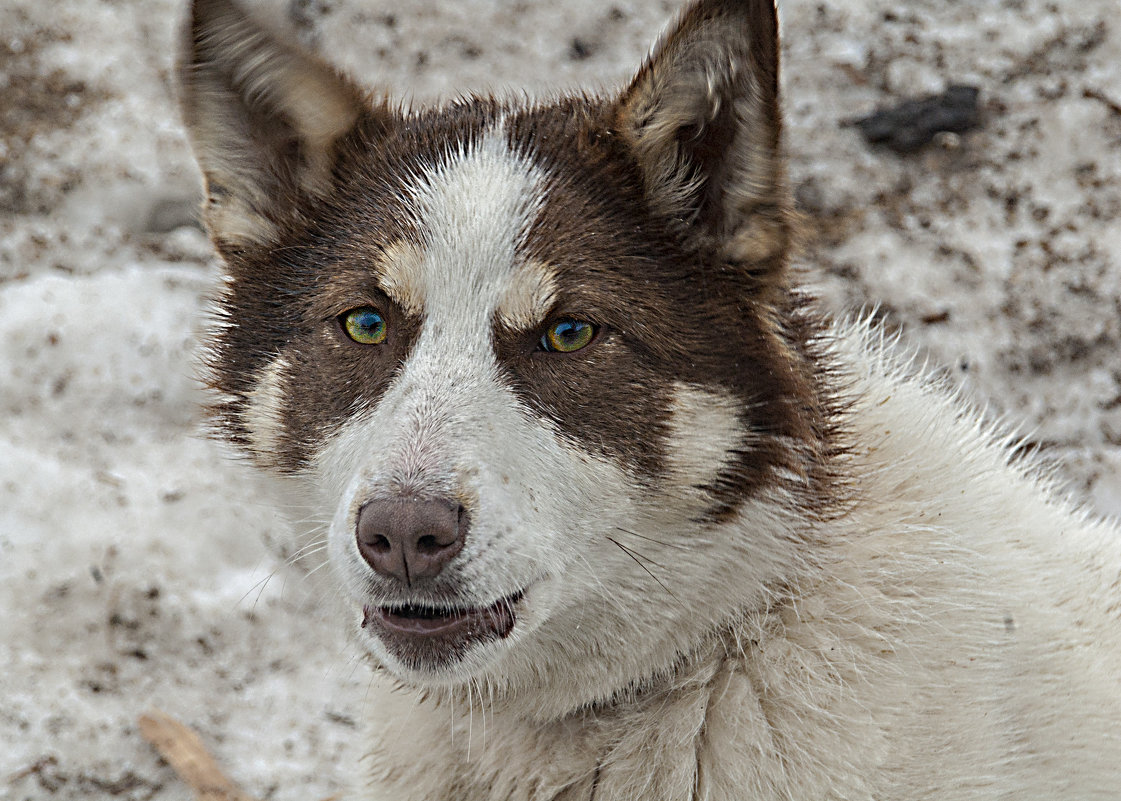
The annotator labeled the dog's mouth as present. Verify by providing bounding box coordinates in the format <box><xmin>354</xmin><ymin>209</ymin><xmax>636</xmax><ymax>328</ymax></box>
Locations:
<box><xmin>362</xmin><ymin>591</ymin><xmax>524</xmax><ymax>669</ymax></box>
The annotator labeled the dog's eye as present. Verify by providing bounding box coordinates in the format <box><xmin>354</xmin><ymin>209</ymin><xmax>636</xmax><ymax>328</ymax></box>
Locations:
<box><xmin>540</xmin><ymin>318</ymin><xmax>596</xmax><ymax>353</ymax></box>
<box><xmin>340</xmin><ymin>307</ymin><xmax>388</xmax><ymax>345</ymax></box>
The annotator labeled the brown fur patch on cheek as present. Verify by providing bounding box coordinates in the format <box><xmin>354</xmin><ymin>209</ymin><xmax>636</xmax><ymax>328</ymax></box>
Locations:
<box><xmin>207</xmin><ymin>269</ymin><xmax>422</xmax><ymax>473</ymax></box>
<box><xmin>272</xmin><ymin>309</ymin><xmax>421</xmax><ymax>472</ymax></box>
<box><xmin>502</xmin><ymin>128</ymin><xmax>832</xmax><ymax>520</ymax></box>
<box><xmin>495</xmin><ymin>333</ymin><xmax>674</xmax><ymax>481</ymax></box>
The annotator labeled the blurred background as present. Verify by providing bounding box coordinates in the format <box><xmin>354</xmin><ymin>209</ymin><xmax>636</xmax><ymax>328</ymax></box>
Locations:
<box><xmin>2</xmin><ymin>0</ymin><xmax>1120</xmax><ymax>798</ymax></box>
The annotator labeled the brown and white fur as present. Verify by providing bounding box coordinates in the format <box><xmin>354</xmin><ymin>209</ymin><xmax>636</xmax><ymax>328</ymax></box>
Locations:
<box><xmin>180</xmin><ymin>0</ymin><xmax>1121</xmax><ymax>798</ymax></box>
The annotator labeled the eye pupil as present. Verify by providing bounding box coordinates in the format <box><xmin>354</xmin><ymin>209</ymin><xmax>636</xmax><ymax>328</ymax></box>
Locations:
<box><xmin>555</xmin><ymin>321</ymin><xmax>579</xmax><ymax>344</ymax></box>
<box><xmin>542</xmin><ymin>318</ymin><xmax>596</xmax><ymax>353</ymax></box>
<box><xmin>342</xmin><ymin>307</ymin><xmax>387</xmax><ymax>345</ymax></box>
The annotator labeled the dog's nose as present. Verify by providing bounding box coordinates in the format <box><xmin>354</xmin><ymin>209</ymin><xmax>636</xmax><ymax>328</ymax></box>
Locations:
<box><xmin>355</xmin><ymin>497</ymin><xmax>466</xmax><ymax>584</ymax></box>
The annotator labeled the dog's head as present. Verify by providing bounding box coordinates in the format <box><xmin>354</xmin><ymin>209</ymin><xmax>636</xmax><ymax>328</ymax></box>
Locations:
<box><xmin>181</xmin><ymin>0</ymin><xmax>837</xmax><ymax>712</ymax></box>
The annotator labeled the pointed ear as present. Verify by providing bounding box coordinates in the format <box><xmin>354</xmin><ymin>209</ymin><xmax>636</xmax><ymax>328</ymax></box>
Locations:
<box><xmin>179</xmin><ymin>0</ymin><xmax>375</xmax><ymax>249</ymax></box>
<box><xmin>614</xmin><ymin>0</ymin><xmax>790</xmax><ymax>279</ymax></box>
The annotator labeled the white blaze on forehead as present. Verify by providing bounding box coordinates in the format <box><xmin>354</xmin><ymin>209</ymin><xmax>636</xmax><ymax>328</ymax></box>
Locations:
<box><xmin>313</xmin><ymin>126</ymin><xmax>551</xmax><ymax>499</ymax></box>
<box><xmin>402</xmin><ymin>127</ymin><xmax>546</xmax><ymax>330</ymax></box>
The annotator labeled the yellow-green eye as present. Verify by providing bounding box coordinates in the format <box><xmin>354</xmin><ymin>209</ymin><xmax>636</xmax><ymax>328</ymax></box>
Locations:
<box><xmin>541</xmin><ymin>318</ymin><xmax>596</xmax><ymax>353</ymax></box>
<box><xmin>341</xmin><ymin>307</ymin><xmax>388</xmax><ymax>345</ymax></box>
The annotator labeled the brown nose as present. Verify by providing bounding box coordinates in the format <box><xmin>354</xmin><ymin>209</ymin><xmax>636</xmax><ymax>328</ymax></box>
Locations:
<box><xmin>355</xmin><ymin>497</ymin><xmax>466</xmax><ymax>584</ymax></box>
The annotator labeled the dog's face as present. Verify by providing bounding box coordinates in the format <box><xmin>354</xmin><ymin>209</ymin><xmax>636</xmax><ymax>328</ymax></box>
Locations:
<box><xmin>182</xmin><ymin>0</ymin><xmax>833</xmax><ymax>709</ymax></box>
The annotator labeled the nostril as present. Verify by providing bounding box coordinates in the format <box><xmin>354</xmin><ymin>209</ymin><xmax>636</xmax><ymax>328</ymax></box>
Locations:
<box><xmin>416</xmin><ymin>534</ymin><xmax>440</xmax><ymax>554</ymax></box>
<box><xmin>370</xmin><ymin>534</ymin><xmax>392</xmax><ymax>553</ymax></box>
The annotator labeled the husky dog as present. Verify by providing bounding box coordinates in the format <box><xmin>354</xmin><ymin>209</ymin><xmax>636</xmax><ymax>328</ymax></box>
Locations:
<box><xmin>180</xmin><ymin>0</ymin><xmax>1121</xmax><ymax>797</ymax></box>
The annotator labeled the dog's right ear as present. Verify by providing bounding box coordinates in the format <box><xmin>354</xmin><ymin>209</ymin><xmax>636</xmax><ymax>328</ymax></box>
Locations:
<box><xmin>612</xmin><ymin>0</ymin><xmax>789</xmax><ymax>290</ymax></box>
<box><xmin>179</xmin><ymin>0</ymin><xmax>379</xmax><ymax>250</ymax></box>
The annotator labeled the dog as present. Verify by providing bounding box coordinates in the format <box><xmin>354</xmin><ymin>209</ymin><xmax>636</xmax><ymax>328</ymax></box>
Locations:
<box><xmin>179</xmin><ymin>0</ymin><xmax>1121</xmax><ymax>797</ymax></box>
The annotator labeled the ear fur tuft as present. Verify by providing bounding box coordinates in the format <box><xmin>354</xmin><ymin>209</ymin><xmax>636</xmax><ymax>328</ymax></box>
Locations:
<box><xmin>614</xmin><ymin>0</ymin><xmax>790</xmax><ymax>283</ymax></box>
<box><xmin>179</xmin><ymin>0</ymin><xmax>375</xmax><ymax>248</ymax></box>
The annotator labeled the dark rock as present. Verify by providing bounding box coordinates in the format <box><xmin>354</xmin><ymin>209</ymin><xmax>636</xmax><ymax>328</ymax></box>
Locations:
<box><xmin>847</xmin><ymin>84</ymin><xmax>982</xmax><ymax>153</ymax></box>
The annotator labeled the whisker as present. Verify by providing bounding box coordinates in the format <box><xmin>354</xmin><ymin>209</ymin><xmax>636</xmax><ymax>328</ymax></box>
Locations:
<box><xmin>466</xmin><ymin>674</ymin><xmax>475</xmax><ymax>761</ymax></box>
<box><xmin>605</xmin><ymin>535</ymin><xmax>687</xmax><ymax>612</ymax></box>
<box><xmin>303</xmin><ymin>557</ymin><xmax>334</xmax><ymax>579</ymax></box>
<box><xmin>238</xmin><ymin>570</ymin><xmax>277</xmax><ymax>608</ymax></box>
<box><xmin>612</xmin><ymin>526</ymin><xmax>693</xmax><ymax>552</ymax></box>
<box><xmin>609</xmin><ymin>534</ymin><xmax>685</xmax><ymax>576</ymax></box>
<box><xmin>283</xmin><ymin>541</ymin><xmax>329</xmax><ymax>568</ymax></box>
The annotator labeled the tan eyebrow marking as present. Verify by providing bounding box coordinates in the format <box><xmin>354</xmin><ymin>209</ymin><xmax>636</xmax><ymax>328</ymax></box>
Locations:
<box><xmin>376</xmin><ymin>239</ymin><xmax>427</xmax><ymax>316</ymax></box>
<box><xmin>496</xmin><ymin>260</ymin><xmax>558</xmax><ymax>331</ymax></box>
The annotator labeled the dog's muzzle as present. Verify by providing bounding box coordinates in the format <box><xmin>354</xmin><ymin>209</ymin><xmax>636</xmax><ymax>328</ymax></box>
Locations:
<box><xmin>353</xmin><ymin>495</ymin><xmax>523</xmax><ymax>670</ymax></box>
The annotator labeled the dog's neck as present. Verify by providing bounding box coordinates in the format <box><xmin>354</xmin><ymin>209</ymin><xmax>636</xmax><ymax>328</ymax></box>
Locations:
<box><xmin>360</xmin><ymin>591</ymin><xmax>872</xmax><ymax>801</ymax></box>
<box><xmin>411</xmin><ymin>601</ymin><xmax>782</xmax><ymax>725</ymax></box>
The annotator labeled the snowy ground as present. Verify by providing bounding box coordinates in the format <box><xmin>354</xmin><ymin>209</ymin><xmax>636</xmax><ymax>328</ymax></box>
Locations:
<box><xmin>2</xmin><ymin>0</ymin><xmax>1120</xmax><ymax>799</ymax></box>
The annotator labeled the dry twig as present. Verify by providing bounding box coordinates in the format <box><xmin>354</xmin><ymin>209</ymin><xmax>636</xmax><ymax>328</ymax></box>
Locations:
<box><xmin>138</xmin><ymin>710</ymin><xmax>260</xmax><ymax>801</ymax></box>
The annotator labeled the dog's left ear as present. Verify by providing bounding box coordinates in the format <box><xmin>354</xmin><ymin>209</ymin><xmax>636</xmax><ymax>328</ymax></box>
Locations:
<box><xmin>614</xmin><ymin>0</ymin><xmax>789</xmax><ymax>281</ymax></box>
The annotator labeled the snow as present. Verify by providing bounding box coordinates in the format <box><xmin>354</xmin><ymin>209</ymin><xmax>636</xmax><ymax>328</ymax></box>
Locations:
<box><xmin>2</xmin><ymin>0</ymin><xmax>1120</xmax><ymax>798</ymax></box>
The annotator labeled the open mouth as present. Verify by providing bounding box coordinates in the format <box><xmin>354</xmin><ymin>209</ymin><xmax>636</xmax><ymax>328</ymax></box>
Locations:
<box><xmin>362</xmin><ymin>591</ymin><xmax>523</xmax><ymax>669</ymax></box>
